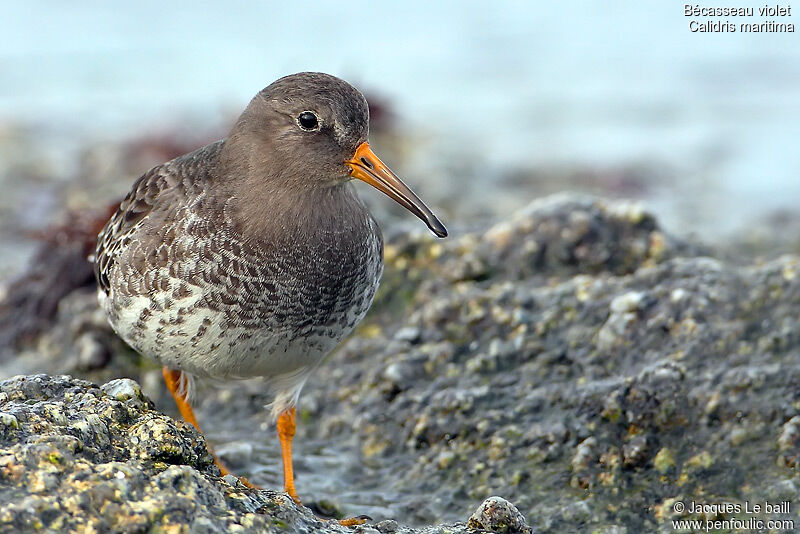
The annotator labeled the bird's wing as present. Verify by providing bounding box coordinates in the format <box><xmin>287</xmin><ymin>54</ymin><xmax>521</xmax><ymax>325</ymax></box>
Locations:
<box><xmin>94</xmin><ymin>140</ymin><xmax>225</xmax><ymax>295</ymax></box>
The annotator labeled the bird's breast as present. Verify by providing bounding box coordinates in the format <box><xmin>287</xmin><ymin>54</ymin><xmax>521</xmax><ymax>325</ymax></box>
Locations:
<box><xmin>103</xmin><ymin>182</ymin><xmax>384</xmax><ymax>378</ymax></box>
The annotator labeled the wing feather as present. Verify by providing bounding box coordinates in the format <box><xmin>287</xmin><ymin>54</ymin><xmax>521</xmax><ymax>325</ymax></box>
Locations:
<box><xmin>94</xmin><ymin>140</ymin><xmax>225</xmax><ymax>295</ymax></box>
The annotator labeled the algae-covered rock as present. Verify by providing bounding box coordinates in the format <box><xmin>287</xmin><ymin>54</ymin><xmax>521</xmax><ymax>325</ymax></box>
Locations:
<box><xmin>0</xmin><ymin>374</ymin><xmax>280</xmax><ymax>533</ymax></box>
<box><xmin>0</xmin><ymin>375</ymin><xmax>514</xmax><ymax>533</ymax></box>
<box><xmin>289</xmin><ymin>197</ymin><xmax>799</xmax><ymax>532</ymax></box>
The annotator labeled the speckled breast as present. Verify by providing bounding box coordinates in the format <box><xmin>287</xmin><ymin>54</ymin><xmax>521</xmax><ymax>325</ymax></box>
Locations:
<box><xmin>100</xmin><ymin>199</ymin><xmax>384</xmax><ymax>380</ymax></box>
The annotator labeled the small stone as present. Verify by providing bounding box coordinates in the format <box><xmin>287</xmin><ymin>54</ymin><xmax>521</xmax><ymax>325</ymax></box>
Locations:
<box><xmin>467</xmin><ymin>496</ymin><xmax>531</xmax><ymax>534</ymax></box>
<box><xmin>597</xmin><ymin>309</ymin><xmax>636</xmax><ymax>350</ymax></box>
<box><xmin>126</xmin><ymin>416</ymin><xmax>200</xmax><ymax>465</ymax></box>
<box><xmin>101</xmin><ymin>378</ymin><xmax>145</xmax><ymax>402</ymax></box>
<box><xmin>374</xmin><ymin>519</ymin><xmax>398</xmax><ymax>533</ymax></box>
<box><xmin>622</xmin><ymin>434</ymin><xmax>652</xmax><ymax>468</ymax></box>
<box><xmin>777</xmin><ymin>416</ymin><xmax>800</xmax><ymax>468</ymax></box>
<box><xmin>394</xmin><ymin>326</ymin><xmax>422</xmax><ymax>343</ymax></box>
<box><xmin>222</xmin><ymin>474</ymin><xmax>240</xmax><ymax>486</ymax></box>
<box><xmin>610</xmin><ymin>291</ymin><xmax>646</xmax><ymax>313</ymax></box>
<box><xmin>653</xmin><ymin>447</ymin><xmax>675</xmax><ymax>473</ymax></box>
<box><xmin>436</xmin><ymin>450</ymin><xmax>456</xmax><ymax>469</ymax></box>
<box><xmin>0</xmin><ymin>412</ymin><xmax>19</xmax><ymax>429</ymax></box>
<box><xmin>571</xmin><ymin>437</ymin><xmax>597</xmax><ymax>472</ymax></box>
<box><xmin>685</xmin><ymin>451</ymin><xmax>713</xmax><ymax>471</ymax></box>
<box><xmin>778</xmin><ymin>416</ymin><xmax>800</xmax><ymax>451</ymax></box>
<box><xmin>383</xmin><ymin>362</ymin><xmax>407</xmax><ymax>385</ymax></box>
<box><xmin>670</xmin><ymin>288</ymin><xmax>688</xmax><ymax>302</ymax></box>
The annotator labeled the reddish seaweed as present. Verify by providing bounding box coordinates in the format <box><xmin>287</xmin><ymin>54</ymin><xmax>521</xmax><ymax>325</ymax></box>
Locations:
<box><xmin>0</xmin><ymin>202</ymin><xmax>117</xmax><ymax>349</ymax></box>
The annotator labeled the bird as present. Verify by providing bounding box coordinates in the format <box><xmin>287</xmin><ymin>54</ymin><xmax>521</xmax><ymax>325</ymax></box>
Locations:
<box><xmin>93</xmin><ymin>72</ymin><xmax>447</xmax><ymax>524</ymax></box>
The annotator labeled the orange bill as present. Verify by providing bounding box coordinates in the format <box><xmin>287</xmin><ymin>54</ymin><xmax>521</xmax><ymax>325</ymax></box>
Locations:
<box><xmin>347</xmin><ymin>142</ymin><xmax>447</xmax><ymax>238</ymax></box>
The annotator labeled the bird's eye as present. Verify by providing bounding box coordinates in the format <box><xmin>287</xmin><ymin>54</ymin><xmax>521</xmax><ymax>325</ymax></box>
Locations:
<box><xmin>297</xmin><ymin>111</ymin><xmax>320</xmax><ymax>131</ymax></box>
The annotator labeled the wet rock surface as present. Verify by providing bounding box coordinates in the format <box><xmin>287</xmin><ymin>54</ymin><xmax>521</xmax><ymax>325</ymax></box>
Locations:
<box><xmin>0</xmin><ymin>195</ymin><xmax>798</xmax><ymax>533</ymax></box>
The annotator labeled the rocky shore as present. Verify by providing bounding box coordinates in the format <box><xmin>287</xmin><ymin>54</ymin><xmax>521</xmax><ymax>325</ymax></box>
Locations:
<box><xmin>1</xmin><ymin>195</ymin><xmax>799</xmax><ymax>533</ymax></box>
<box><xmin>0</xmin><ymin>374</ymin><xmax>529</xmax><ymax>533</ymax></box>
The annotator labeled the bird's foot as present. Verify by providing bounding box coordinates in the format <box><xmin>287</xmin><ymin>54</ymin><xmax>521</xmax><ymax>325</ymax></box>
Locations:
<box><xmin>287</xmin><ymin>489</ymin><xmax>302</xmax><ymax>505</ymax></box>
<box><xmin>276</xmin><ymin>408</ymin><xmax>370</xmax><ymax>526</ymax></box>
<box><xmin>307</xmin><ymin>499</ymin><xmax>372</xmax><ymax>526</ymax></box>
<box><xmin>338</xmin><ymin>515</ymin><xmax>372</xmax><ymax>527</ymax></box>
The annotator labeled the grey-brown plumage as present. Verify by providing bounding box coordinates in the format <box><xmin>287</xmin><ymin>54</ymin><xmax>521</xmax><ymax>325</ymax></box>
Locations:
<box><xmin>94</xmin><ymin>72</ymin><xmax>445</xmax><ymax>419</ymax></box>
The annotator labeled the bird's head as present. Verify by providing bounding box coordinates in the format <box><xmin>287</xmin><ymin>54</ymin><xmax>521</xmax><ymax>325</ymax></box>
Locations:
<box><xmin>229</xmin><ymin>72</ymin><xmax>447</xmax><ymax>238</ymax></box>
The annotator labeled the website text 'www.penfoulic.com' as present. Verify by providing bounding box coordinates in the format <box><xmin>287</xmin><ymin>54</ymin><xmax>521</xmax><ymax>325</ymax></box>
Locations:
<box><xmin>669</xmin><ymin>500</ymin><xmax>794</xmax><ymax>532</ymax></box>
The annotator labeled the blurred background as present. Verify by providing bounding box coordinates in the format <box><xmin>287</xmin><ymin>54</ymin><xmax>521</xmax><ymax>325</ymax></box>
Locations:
<box><xmin>1</xmin><ymin>1</ymin><xmax>799</xmax><ymax>282</ymax></box>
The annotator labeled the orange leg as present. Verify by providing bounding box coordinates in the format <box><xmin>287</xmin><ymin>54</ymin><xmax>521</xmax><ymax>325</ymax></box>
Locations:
<box><xmin>162</xmin><ymin>367</ymin><xmax>257</xmax><ymax>488</ymax></box>
<box><xmin>276</xmin><ymin>407</ymin><xmax>369</xmax><ymax>526</ymax></box>
<box><xmin>277</xmin><ymin>407</ymin><xmax>300</xmax><ymax>503</ymax></box>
